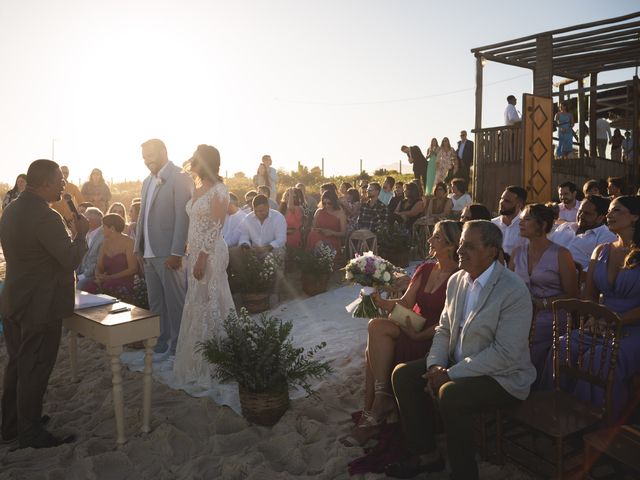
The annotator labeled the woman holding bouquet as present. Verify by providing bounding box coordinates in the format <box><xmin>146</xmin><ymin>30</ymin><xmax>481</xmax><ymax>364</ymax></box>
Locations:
<box><xmin>341</xmin><ymin>220</ymin><xmax>461</xmax><ymax>447</ymax></box>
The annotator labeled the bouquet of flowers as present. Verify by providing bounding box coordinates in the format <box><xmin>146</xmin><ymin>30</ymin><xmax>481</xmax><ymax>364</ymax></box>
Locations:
<box><xmin>344</xmin><ymin>251</ymin><xmax>400</xmax><ymax>318</ymax></box>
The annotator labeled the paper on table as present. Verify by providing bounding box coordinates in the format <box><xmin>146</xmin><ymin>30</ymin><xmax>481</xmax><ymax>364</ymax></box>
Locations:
<box><xmin>74</xmin><ymin>290</ymin><xmax>118</xmax><ymax>310</ymax></box>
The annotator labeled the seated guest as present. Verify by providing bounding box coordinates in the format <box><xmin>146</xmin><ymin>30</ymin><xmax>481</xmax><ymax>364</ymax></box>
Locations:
<box><xmin>125</xmin><ymin>201</ymin><xmax>141</xmax><ymax>240</ymax></box>
<box><xmin>77</xmin><ymin>207</ymin><xmax>104</xmax><ymax>290</ymax></box>
<box><xmin>387</xmin><ymin>220</ymin><xmax>535</xmax><ymax>479</ymax></box>
<box><xmin>391</xmin><ymin>182</ymin><xmax>423</xmax><ymax>230</ymax></box>
<box><xmin>549</xmin><ymin>195</ymin><xmax>616</xmax><ymax>271</ymax></box>
<box><xmin>387</xmin><ymin>181</ymin><xmax>404</xmax><ymax>214</ymax></box>
<box><xmin>107</xmin><ymin>202</ymin><xmax>127</xmax><ymax>221</ymax></box>
<box><xmin>342</xmin><ymin>220</ymin><xmax>461</xmax><ymax>447</ymax></box>
<box><xmin>355</xmin><ymin>182</ymin><xmax>388</xmax><ymax>234</ymax></box>
<box><xmin>280</xmin><ymin>187</ymin><xmax>305</xmax><ymax>248</ymax></box>
<box><xmin>339</xmin><ymin>181</ymin><xmax>352</xmax><ymax>199</ymax></box>
<box><xmin>460</xmin><ymin>203</ymin><xmax>491</xmax><ymax>222</ymax></box>
<box><xmin>78</xmin><ymin>201</ymin><xmax>94</xmax><ymax>215</ymax></box>
<box><xmin>509</xmin><ymin>204</ymin><xmax>578</xmax><ymax>380</ymax></box>
<box><xmin>320</xmin><ymin>182</ymin><xmax>338</xmax><ymax>195</ymax></box>
<box><xmin>492</xmin><ymin>185</ymin><xmax>528</xmax><ymax>258</ymax></box>
<box><xmin>577</xmin><ymin>195</ymin><xmax>640</xmax><ymax>418</ymax></box>
<box><xmin>607</xmin><ymin>176</ymin><xmax>625</xmax><ymax>199</ymax></box>
<box><xmin>343</xmin><ymin>188</ymin><xmax>361</xmax><ymax>236</ymax></box>
<box><xmin>378</xmin><ymin>176</ymin><xmax>395</xmax><ymax>206</ymax></box>
<box><xmin>448</xmin><ymin>178</ymin><xmax>472</xmax><ymax>216</ymax></box>
<box><xmin>306</xmin><ymin>189</ymin><xmax>346</xmax><ymax>252</ymax></box>
<box><xmin>84</xmin><ymin>214</ymin><xmax>138</xmax><ymax>295</ymax></box>
<box><xmin>583</xmin><ymin>179</ymin><xmax>601</xmax><ymax>197</ymax></box>
<box><xmin>229</xmin><ymin>194</ymin><xmax>287</xmax><ymax>271</ymax></box>
<box><xmin>424</xmin><ymin>182</ymin><xmax>453</xmax><ymax>224</ymax></box>
<box><xmin>241</xmin><ymin>190</ymin><xmax>258</xmax><ymax>214</ymax></box>
<box><xmin>2</xmin><ymin>174</ymin><xmax>27</xmax><ymax>210</ymax></box>
<box><xmin>258</xmin><ymin>185</ymin><xmax>279</xmax><ymax>210</ymax></box>
<box><xmin>222</xmin><ymin>193</ymin><xmax>247</xmax><ymax>248</ymax></box>
<box><xmin>557</xmin><ymin>181</ymin><xmax>581</xmax><ymax>223</ymax></box>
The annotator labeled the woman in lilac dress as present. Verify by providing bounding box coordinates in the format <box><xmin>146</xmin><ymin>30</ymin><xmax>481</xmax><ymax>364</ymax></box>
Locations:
<box><xmin>509</xmin><ymin>204</ymin><xmax>578</xmax><ymax>381</ymax></box>
<box><xmin>580</xmin><ymin>195</ymin><xmax>640</xmax><ymax>418</ymax></box>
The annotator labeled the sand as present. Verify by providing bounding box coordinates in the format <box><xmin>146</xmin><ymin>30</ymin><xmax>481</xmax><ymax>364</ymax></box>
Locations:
<box><xmin>0</xmin><ymin>256</ymin><xmax>533</xmax><ymax>480</ymax></box>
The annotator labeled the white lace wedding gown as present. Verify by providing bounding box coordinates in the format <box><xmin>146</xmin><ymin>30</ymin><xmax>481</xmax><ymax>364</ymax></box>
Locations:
<box><xmin>173</xmin><ymin>182</ymin><xmax>237</xmax><ymax>405</ymax></box>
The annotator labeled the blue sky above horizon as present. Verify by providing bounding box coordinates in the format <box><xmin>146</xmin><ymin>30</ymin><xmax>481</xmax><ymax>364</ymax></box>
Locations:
<box><xmin>0</xmin><ymin>0</ymin><xmax>637</xmax><ymax>185</ymax></box>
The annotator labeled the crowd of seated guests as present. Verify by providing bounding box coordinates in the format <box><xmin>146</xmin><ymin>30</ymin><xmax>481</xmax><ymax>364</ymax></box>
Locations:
<box><xmin>341</xmin><ymin>175</ymin><xmax>640</xmax><ymax>478</ymax></box>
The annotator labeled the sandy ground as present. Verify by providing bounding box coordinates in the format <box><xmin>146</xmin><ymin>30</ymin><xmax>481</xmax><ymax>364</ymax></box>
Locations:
<box><xmin>0</xmin><ymin>251</ymin><xmax>533</xmax><ymax>480</ymax></box>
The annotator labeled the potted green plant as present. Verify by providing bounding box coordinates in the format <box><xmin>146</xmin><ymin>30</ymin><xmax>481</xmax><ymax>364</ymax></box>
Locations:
<box><xmin>198</xmin><ymin>308</ymin><xmax>333</xmax><ymax>426</ymax></box>
<box><xmin>232</xmin><ymin>251</ymin><xmax>278</xmax><ymax>313</ymax></box>
<box><xmin>298</xmin><ymin>243</ymin><xmax>336</xmax><ymax>296</ymax></box>
<box><xmin>376</xmin><ymin>222</ymin><xmax>413</xmax><ymax>267</ymax></box>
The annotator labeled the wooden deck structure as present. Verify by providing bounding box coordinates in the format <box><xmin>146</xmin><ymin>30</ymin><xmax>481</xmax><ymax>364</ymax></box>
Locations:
<box><xmin>471</xmin><ymin>12</ymin><xmax>640</xmax><ymax>212</ymax></box>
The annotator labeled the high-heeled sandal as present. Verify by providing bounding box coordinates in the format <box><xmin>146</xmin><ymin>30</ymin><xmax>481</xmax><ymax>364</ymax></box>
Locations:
<box><xmin>339</xmin><ymin>382</ymin><xmax>396</xmax><ymax>447</ymax></box>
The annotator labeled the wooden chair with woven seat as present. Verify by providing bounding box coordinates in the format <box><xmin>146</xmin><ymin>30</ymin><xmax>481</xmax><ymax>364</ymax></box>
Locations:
<box><xmin>348</xmin><ymin>229</ymin><xmax>377</xmax><ymax>258</ymax></box>
<box><xmin>501</xmin><ymin>299</ymin><xmax>623</xmax><ymax>479</ymax></box>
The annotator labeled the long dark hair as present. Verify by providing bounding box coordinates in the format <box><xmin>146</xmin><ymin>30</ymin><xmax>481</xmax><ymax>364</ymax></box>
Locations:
<box><xmin>191</xmin><ymin>144</ymin><xmax>223</xmax><ymax>183</ymax></box>
<box><xmin>319</xmin><ymin>189</ymin><xmax>341</xmax><ymax>211</ymax></box>
<box><xmin>279</xmin><ymin>188</ymin><xmax>303</xmax><ymax>216</ymax></box>
<box><xmin>9</xmin><ymin>174</ymin><xmax>27</xmax><ymax>194</ymax></box>
<box><xmin>616</xmin><ymin>196</ymin><xmax>640</xmax><ymax>269</ymax></box>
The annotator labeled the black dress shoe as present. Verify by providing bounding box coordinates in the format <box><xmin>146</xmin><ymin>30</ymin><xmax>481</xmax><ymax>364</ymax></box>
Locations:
<box><xmin>385</xmin><ymin>456</ymin><xmax>445</xmax><ymax>478</ymax></box>
<box><xmin>19</xmin><ymin>431</ymin><xmax>76</xmax><ymax>449</ymax></box>
<box><xmin>2</xmin><ymin>415</ymin><xmax>52</xmax><ymax>444</ymax></box>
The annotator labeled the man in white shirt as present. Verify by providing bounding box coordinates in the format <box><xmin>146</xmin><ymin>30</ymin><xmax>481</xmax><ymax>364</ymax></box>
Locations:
<box><xmin>229</xmin><ymin>194</ymin><xmax>287</xmax><ymax>272</ymax></box>
<box><xmin>378</xmin><ymin>176</ymin><xmax>395</xmax><ymax>206</ymax></box>
<box><xmin>388</xmin><ymin>221</ymin><xmax>534</xmax><ymax>480</ymax></box>
<box><xmin>77</xmin><ymin>207</ymin><xmax>104</xmax><ymax>290</ymax></box>
<box><xmin>549</xmin><ymin>195</ymin><xmax>616</xmax><ymax>271</ymax></box>
<box><xmin>222</xmin><ymin>193</ymin><xmax>247</xmax><ymax>248</ymax></box>
<box><xmin>504</xmin><ymin>95</ymin><xmax>521</xmax><ymax>126</ymax></box>
<box><xmin>557</xmin><ymin>181</ymin><xmax>581</xmax><ymax>223</ymax></box>
<box><xmin>491</xmin><ymin>185</ymin><xmax>527</xmax><ymax>258</ymax></box>
<box><xmin>596</xmin><ymin>116</ymin><xmax>611</xmax><ymax>158</ymax></box>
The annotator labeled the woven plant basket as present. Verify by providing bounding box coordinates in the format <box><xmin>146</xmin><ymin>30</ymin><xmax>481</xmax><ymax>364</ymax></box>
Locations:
<box><xmin>241</xmin><ymin>292</ymin><xmax>270</xmax><ymax>314</ymax></box>
<box><xmin>301</xmin><ymin>272</ymin><xmax>330</xmax><ymax>296</ymax></box>
<box><xmin>239</xmin><ymin>385</ymin><xmax>290</xmax><ymax>426</ymax></box>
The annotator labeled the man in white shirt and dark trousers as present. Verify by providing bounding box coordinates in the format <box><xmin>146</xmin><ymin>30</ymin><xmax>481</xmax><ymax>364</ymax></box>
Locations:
<box><xmin>491</xmin><ymin>185</ymin><xmax>527</xmax><ymax>260</ymax></box>
<box><xmin>557</xmin><ymin>181</ymin><xmax>581</xmax><ymax>223</ymax></box>
<box><xmin>229</xmin><ymin>194</ymin><xmax>286</xmax><ymax>273</ymax></box>
<box><xmin>387</xmin><ymin>221</ymin><xmax>535</xmax><ymax>480</ymax></box>
<box><xmin>596</xmin><ymin>116</ymin><xmax>611</xmax><ymax>158</ymax></box>
<box><xmin>549</xmin><ymin>195</ymin><xmax>616</xmax><ymax>271</ymax></box>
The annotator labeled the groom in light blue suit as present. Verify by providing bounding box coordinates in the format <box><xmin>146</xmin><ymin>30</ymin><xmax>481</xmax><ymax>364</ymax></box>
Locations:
<box><xmin>135</xmin><ymin>139</ymin><xmax>193</xmax><ymax>357</ymax></box>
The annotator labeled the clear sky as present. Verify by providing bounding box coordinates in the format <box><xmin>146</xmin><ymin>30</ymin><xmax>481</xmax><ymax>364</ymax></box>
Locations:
<box><xmin>0</xmin><ymin>0</ymin><xmax>637</xmax><ymax>185</ymax></box>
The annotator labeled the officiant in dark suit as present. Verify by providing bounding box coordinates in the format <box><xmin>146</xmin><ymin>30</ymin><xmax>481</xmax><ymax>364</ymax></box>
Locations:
<box><xmin>0</xmin><ymin>159</ymin><xmax>89</xmax><ymax>448</ymax></box>
<box><xmin>401</xmin><ymin>145</ymin><xmax>427</xmax><ymax>190</ymax></box>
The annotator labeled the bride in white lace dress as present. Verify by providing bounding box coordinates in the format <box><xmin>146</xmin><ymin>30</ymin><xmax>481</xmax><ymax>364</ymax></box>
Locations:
<box><xmin>173</xmin><ymin>145</ymin><xmax>236</xmax><ymax>401</ymax></box>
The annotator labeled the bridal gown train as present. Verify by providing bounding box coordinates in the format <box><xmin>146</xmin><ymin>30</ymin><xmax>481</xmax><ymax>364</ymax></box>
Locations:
<box><xmin>172</xmin><ymin>182</ymin><xmax>237</xmax><ymax>406</ymax></box>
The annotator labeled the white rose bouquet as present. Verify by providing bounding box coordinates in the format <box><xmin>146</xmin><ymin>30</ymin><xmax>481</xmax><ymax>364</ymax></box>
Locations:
<box><xmin>344</xmin><ymin>252</ymin><xmax>400</xmax><ymax>318</ymax></box>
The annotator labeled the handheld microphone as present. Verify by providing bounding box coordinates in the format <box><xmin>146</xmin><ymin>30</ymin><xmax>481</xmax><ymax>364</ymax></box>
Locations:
<box><xmin>63</xmin><ymin>193</ymin><xmax>80</xmax><ymax>219</ymax></box>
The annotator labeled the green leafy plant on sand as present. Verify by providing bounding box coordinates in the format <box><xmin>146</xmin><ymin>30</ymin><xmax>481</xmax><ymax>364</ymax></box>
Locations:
<box><xmin>198</xmin><ymin>308</ymin><xmax>333</xmax><ymax>395</ymax></box>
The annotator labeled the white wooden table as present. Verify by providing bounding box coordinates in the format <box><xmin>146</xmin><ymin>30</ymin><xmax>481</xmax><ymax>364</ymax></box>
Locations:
<box><xmin>63</xmin><ymin>302</ymin><xmax>160</xmax><ymax>445</ymax></box>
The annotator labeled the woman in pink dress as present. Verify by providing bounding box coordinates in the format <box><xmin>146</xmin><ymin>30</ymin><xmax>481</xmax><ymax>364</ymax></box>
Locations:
<box><xmin>306</xmin><ymin>189</ymin><xmax>346</xmax><ymax>252</ymax></box>
<box><xmin>279</xmin><ymin>187</ymin><xmax>305</xmax><ymax>248</ymax></box>
<box><xmin>341</xmin><ymin>220</ymin><xmax>461</xmax><ymax>447</ymax></box>
<box><xmin>84</xmin><ymin>213</ymin><xmax>138</xmax><ymax>296</ymax></box>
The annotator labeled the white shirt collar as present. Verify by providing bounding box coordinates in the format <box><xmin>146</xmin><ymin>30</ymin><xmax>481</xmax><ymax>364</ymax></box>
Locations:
<box><xmin>464</xmin><ymin>261</ymin><xmax>496</xmax><ymax>289</ymax></box>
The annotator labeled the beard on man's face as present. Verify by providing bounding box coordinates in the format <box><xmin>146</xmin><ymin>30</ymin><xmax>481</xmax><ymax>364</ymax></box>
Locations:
<box><xmin>499</xmin><ymin>205</ymin><xmax>515</xmax><ymax>216</ymax></box>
